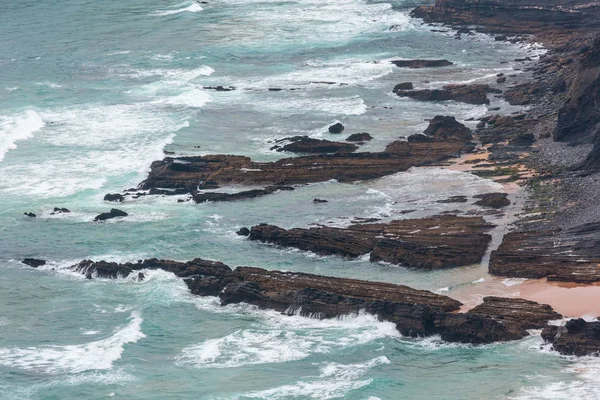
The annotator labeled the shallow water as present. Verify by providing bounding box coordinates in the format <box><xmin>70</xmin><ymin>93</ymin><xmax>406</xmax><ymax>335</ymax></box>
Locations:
<box><xmin>0</xmin><ymin>0</ymin><xmax>594</xmax><ymax>398</ymax></box>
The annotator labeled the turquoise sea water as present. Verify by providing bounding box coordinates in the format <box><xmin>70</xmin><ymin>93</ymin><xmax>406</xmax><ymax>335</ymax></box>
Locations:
<box><xmin>1</xmin><ymin>0</ymin><xmax>598</xmax><ymax>398</ymax></box>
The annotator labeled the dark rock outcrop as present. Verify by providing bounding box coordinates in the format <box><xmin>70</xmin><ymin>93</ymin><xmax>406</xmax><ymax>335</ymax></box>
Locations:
<box><xmin>50</xmin><ymin>207</ymin><xmax>70</xmax><ymax>214</ymax></box>
<box><xmin>59</xmin><ymin>256</ymin><xmax>560</xmax><ymax>344</ymax></box>
<box><xmin>423</xmin><ymin>115</ymin><xmax>473</xmax><ymax>142</ymax></box>
<box><xmin>22</xmin><ymin>258</ymin><xmax>46</xmax><ymax>268</ymax></box>
<box><xmin>346</xmin><ymin>133</ymin><xmax>373</xmax><ymax>142</ymax></box>
<box><xmin>542</xmin><ymin>319</ymin><xmax>600</xmax><ymax>356</ymax></box>
<box><xmin>395</xmin><ymin>84</ymin><xmax>500</xmax><ymax>105</ymax></box>
<box><xmin>94</xmin><ymin>208</ymin><xmax>128</xmax><ymax>222</ymax></box>
<box><xmin>490</xmin><ymin>222</ymin><xmax>600</xmax><ymax>282</ymax></box>
<box><xmin>104</xmin><ymin>193</ymin><xmax>125</xmax><ymax>203</ymax></box>
<box><xmin>248</xmin><ymin>215</ymin><xmax>494</xmax><ymax>270</ymax></box>
<box><xmin>23</xmin><ymin>212</ymin><xmax>36</xmax><ymax>218</ymax></box>
<box><xmin>391</xmin><ymin>59</ymin><xmax>454</xmax><ymax>68</ymax></box>
<box><xmin>193</xmin><ymin>186</ymin><xmax>294</xmax><ymax>203</ymax></box>
<box><xmin>328</xmin><ymin>122</ymin><xmax>344</xmax><ymax>134</ymax></box>
<box><xmin>277</xmin><ymin>137</ymin><xmax>358</xmax><ymax>154</ymax></box>
<box><xmin>437</xmin><ymin>195</ymin><xmax>468</xmax><ymax>203</ymax></box>
<box><xmin>236</xmin><ymin>227</ymin><xmax>250</xmax><ymax>236</ymax></box>
<box><xmin>393</xmin><ymin>82</ymin><xmax>414</xmax><ymax>91</ymax></box>
<box><xmin>473</xmin><ymin>192</ymin><xmax>510</xmax><ymax>208</ymax></box>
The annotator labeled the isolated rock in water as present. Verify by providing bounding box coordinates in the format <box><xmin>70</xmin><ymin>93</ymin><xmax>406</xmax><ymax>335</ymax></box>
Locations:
<box><xmin>193</xmin><ymin>186</ymin><xmax>294</xmax><ymax>203</ymax></box>
<box><xmin>94</xmin><ymin>208</ymin><xmax>128</xmax><ymax>222</ymax></box>
<box><xmin>391</xmin><ymin>59</ymin><xmax>453</xmax><ymax>68</ymax></box>
<box><xmin>22</xmin><ymin>258</ymin><xmax>46</xmax><ymax>268</ymax></box>
<box><xmin>248</xmin><ymin>215</ymin><xmax>493</xmax><ymax>269</ymax></box>
<box><xmin>236</xmin><ymin>227</ymin><xmax>250</xmax><ymax>236</ymax></box>
<box><xmin>104</xmin><ymin>193</ymin><xmax>125</xmax><ymax>202</ymax></box>
<box><xmin>395</xmin><ymin>84</ymin><xmax>498</xmax><ymax>105</ymax></box>
<box><xmin>23</xmin><ymin>212</ymin><xmax>36</xmax><ymax>218</ymax></box>
<box><xmin>51</xmin><ymin>207</ymin><xmax>70</xmax><ymax>214</ymax></box>
<box><xmin>346</xmin><ymin>133</ymin><xmax>373</xmax><ymax>142</ymax></box>
<box><xmin>313</xmin><ymin>198</ymin><xmax>328</xmax><ymax>203</ymax></box>
<box><xmin>393</xmin><ymin>82</ymin><xmax>414</xmax><ymax>91</ymax></box>
<box><xmin>468</xmin><ymin>296</ymin><xmax>562</xmax><ymax>329</ymax></box>
<box><xmin>279</xmin><ymin>137</ymin><xmax>358</xmax><ymax>154</ymax></box>
<box><xmin>328</xmin><ymin>122</ymin><xmax>344</xmax><ymax>134</ymax></box>
<box><xmin>542</xmin><ymin>318</ymin><xmax>600</xmax><ymax>356</ymax></box>
<box><xmin>423</xmin><ymin>116</ymin><xmax>473</xmax><ymax>142</ymax></box>
<box><xmin>473</xmin><ymin>192</ymin><xmax>510</xmax><ymax>208</ymax></box>
<box><xmin>437</xmin><ymin>195</ymin><xmax>468</xmax><ymax>203</ymax></box>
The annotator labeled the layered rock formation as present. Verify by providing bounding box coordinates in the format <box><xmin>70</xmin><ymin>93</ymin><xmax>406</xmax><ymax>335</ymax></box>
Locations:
<box><xmin>542</xmin><ymin>318</ymin><xmax>600</xmax><ymax>356</ymax></box>
<box><xmin>394</xmin><ymin>84</ymin><xmax>501</xmax><ymax>105</ymax></box>
<box><xmin>489</xmin><ymin>222</ymin><xmax>600</xmax><ymax>282</ymax></box>
<box><xmin>270</xmin><ymin>136</ymin><xmax>358</xmax><ymax>154</ymax></box>
<box><xmin>391</xmin><ymin>59</ymin><xmax>454</xmax><ymax>68</ymax></box>
<box><xmin>63</xmin><ymin>258</ymin><xmax>560</xmax><ymax>343</ymax></box>
<box><xmin>246</xmin><ymin>215</ymin><xmax>494</xmax><ymax>270</ymax></box>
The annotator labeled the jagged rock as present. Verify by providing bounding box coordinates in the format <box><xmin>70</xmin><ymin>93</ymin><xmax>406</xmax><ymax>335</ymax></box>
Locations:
<box><xmin>94</xmin><ymin>208</ymin><xmax>128</xmax><ymax>222</ymax></box>
<box><xmin>391</xmin><ymin>59</ymin><xmax>454</xmax><ymax>68</ymax></box>
<box><xmin>278</xmin><ymin>137</ymin><xmax>358</xmax><ymax>154</ymax></box>
<box><xmin>104</xmin><ymin>193</ymin><xmax>125</xmax><ymax>202</ymax></box>
<box><xmin>346</xmin><ymin>133</ymin><xmax>373</xmax><ymax>142</ymax></box>
<box><xmin>23</xmin><ymin>212</ymin><xmax>36</xmax><ymax>218</ymax></box>
<box><xmin>490</xmin><ymin>222</ymin><xmax>600</xmax><ymax>281</ymax></box>
<box><xmin>473</xmin><ymin>192</ymin><xmax>510</xmax><ymax>208</ymax></box>
<box><xmin>22</xmin><ymin>258</ymin><xmax>46</xmax><ymax>268</ymax></box>
<box><xmin>236</xmin><ymin>227</ymin><xmax>250</xmax><ymax>236</ymax></box>
<box><xmin>393</xmin><ymin>82</ymin><xmax>414</xmax><ymax>91</ymax></box>
<box><xmin>203</xmin><ymin>85</ymin><xmax>235</xmax><ymax>91</ymax></box>
<box><xmin>504</xmin><ymin>82</ymin><xmax>543</xmax><ymax>105</ymax></box>
<box><xmin>395</xmin><ymin>84</ymin><xmax>499</xmax><ymax>105</ymax></box>
<box><xmin>328</xmin><ymin>123</ymin><xmax>344</xmax><ymax>134</ymax></box>
<box><xmin>423</xmin><ymin>116</ymin><xmax>473</xmax><ymax>142</ymax></box>
<box><xmin>248</xmin><ymin>215</ymin><xmax>493</xmax><ymax>269</ymax></box>
<box><xmin>69</xmin><ymin>258</ymin><xmax>232</xmax><ymax>281</ymax></box>
<box><xmin>542</xmin><ymin>319</ymin><xmax>600</xmax><ymax>356</ymax></box>
<box><xmin>193</xmin><ymin>186</ymin><xmax>294</xmax><ymax>203</ymax></box>
<box><xmin>50</xmin><ymin>207</ymin><xmax>70</xmax><ymax>214</ymax></box>
<box><xmin>407</xmin><ymin>134</ymin><xmax>433</xmax><ymax>143</ymax></box>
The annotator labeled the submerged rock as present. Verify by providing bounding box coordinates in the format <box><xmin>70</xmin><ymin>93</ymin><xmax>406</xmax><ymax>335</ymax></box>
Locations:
<box><xmin>193</xmin><ymin>186</ymin><xmax>294</xmax><ymax>203</ymax></box>
<box><xmin>346</xmin><ymin>133</ymin><xmax>373</xmax><ymax>142</ymax></box>
<box><xmin>94</xmin><ymin>208</ymin><xmax>128</xmax><ymax>222</ymax></box>
<box><xmin>277</xmin><ymin>137</ymin><xmax>358</xmax><ymax>154</ymax></box>
<box><xmin>50</xmin><ymin>207</ymin><xmax>70</xmax><ymax>214</ymax></box>
<box><xmin>391</xmin><ymin>59</ymin><xmax>453</xmax><ymax>68</ymax></box>
<box><xmin>23</xmin><ymin>212</ymin><xmax>36</xmax><ymax>218</ymax></box>
<box><xmin>22</xmin><ymin>258</ymin><xmax>46</xmax><ymax>268</ymax></box>
<box><xmin>104</xmin><ymin>193</ymin><xmax>125</xmax><ymax>202</ymax></box>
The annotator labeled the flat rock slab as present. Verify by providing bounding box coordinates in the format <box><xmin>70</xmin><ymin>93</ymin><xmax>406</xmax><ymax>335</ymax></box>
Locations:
<box><xmin>272</xmin><ymin>136</ymin><xmax>358</xmax><ymax>154</ymax></box>
<box><xmin>394</xmin><ymin>84</ymin><xmax>501</xmax><ymax>105</ymax></box>
<box><xmin>490</xmin><ymin>222</ymin><xmax>600</xmax><ymax>282</ymax></box>
<box><xmin>391</xmin><ymin>59</ymin><xmax>454</xmax><ymax>68</ymax></box>
<box><xmin>468</xmin><ymin>296</ymin><xmax>562</xmax><ymax>329</ymax></box>
<box><xmin>248</xmin><ymin>215</ymin><xmax>494</xmax><ymax>270</ymax></box>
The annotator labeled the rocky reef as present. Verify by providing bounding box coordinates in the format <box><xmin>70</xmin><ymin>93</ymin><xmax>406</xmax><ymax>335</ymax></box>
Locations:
<box><xmin>394</xmin><ymin>84</ymin><xmax>501</xmax><ymax>105</ymax></box>
<box><xmin>245</xmin><ymin>215</ymin><xmax>494</xmax><ymax>270</ymax></box>
<box><xmin>542</xmin><ymin>318</ymin><xmax>600</xmax><ymax>356</ymax></box>
<box><xmin>63</xmin><ymin>257</ymin><xmax>561</xmax><ymax>343</ymax></box>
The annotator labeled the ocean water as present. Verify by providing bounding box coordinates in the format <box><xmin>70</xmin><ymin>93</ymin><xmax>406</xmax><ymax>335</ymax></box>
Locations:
<box><xmin>0</xmin><ymin>0</ymin><xmax>595</xmax><ymax>398</ymax></box>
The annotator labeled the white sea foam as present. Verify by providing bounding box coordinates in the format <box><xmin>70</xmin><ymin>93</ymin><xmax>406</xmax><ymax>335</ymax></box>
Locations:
<box><xmin>250</xmin><ymin>95</ymin><xmax>367</xmax><ymax>116</ymax></box>
<box><xmin>0</xmin><ymin>109</ymin><xmax>45</xmax><ymax>162</ymax></box>
<box><xmin>503</xmin><ymin>278</ymin><xmax>528</xmax><ymax>287</ymax></box>
<box><xmin>0</xmin><ymin>312</ymin><xmax>144</xmax><ymax>374</ymax></box>
<box><xmin>180</xmin><ymin>303</ymin><xmax>399</xmax><ymax>369</ymax></box>
<box><xmin>227</xmin><ymin>356</ymin><xmax>389</xmax><ymax>400</ymax></box>
<box><xmin>151</xmin><ymin>2</ymin><xmax>203</xmax><ymax>16</ymax></box>
<box><xmin>0</xmin><ymin>103</ymin><xmax>182</xmax><ymax>198</ymax></box>
<box><xmin>509</xmin><ymin>357</ymin><xmax>600</xmax><ymax>399</ymax></box>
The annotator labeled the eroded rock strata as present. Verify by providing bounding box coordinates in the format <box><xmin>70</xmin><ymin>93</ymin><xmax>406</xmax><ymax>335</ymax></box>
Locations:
<box><xmin>247</xmin><ymin>215</ymin><xmax>494</xmax><ymax>270</ymax></box>
<box><xmin>64</xmin><ymin>258</ymin><xmax>560</xmax><ymax>343</ymax></box>
<box><xmin>489</xmin><ymin>223</ymin><xmax>600</xmax><ymax>282</ymax></box>
<box><xmin>136</xmin><ymin>117</ymin><xmax>473</xmax><ymax>200</ymax></box>
<box><xmin>542</xmin><ymin>318</ymin><xmax>600</xmax><ymax>356</ymax></box>
<box><xmin>394</xmin><ymin>84</ymin><xmax>501</xmax><ymax>105</ymax></box>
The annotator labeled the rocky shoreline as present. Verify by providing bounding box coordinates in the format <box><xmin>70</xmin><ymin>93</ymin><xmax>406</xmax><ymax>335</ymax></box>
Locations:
<box><xmin>21</xmin><ymin>0</ymin><xmax>600</xmax><ymax>357</ymax></box>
